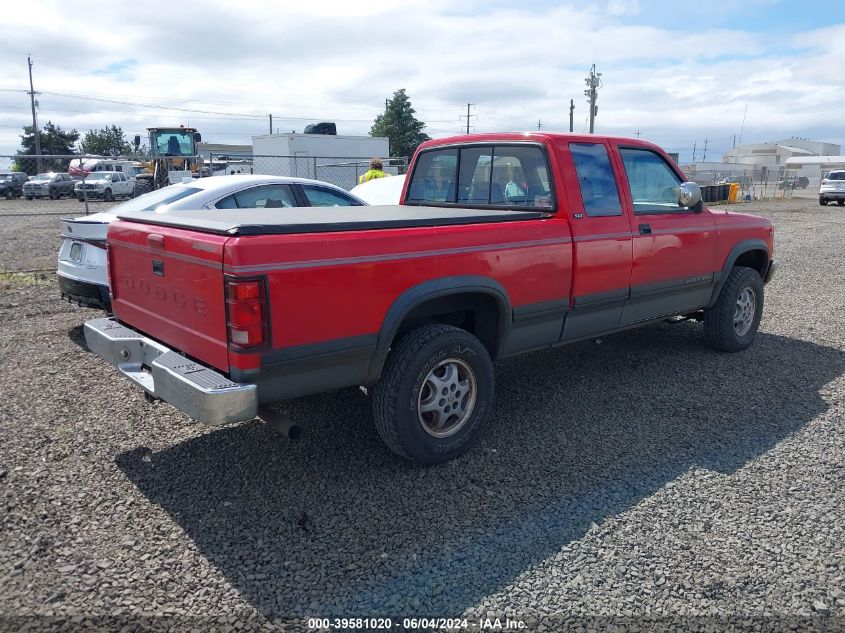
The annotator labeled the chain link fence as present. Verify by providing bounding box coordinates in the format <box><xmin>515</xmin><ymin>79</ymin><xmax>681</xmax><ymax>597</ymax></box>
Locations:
<box><xmin>683</xmin><ymin>165</ymin><xmax>819</xmax><ymax>202</ymax></box>
<box><xmin>1</xmin><ymin>153</ymin><xmax>407</xmax><ymax>211</ymax></box>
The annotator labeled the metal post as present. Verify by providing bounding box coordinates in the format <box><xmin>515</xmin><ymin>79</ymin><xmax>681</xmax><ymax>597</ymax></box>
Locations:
<box><xmin>584</xmin><ymin>64</ymin><xmax>601</xmax><ymax>134</ymax></box>
<box><xmin>569</xmin><ymin>99</ymin><xmax>574</xmax><ymax>132</ymax></box>
<box><xmin>82</xmin><ymin>171</ymin><xmax>89</xmax><ymax>215</ymax></box>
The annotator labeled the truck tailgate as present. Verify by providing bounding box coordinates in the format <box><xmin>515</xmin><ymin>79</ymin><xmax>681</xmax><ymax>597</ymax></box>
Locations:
<box><xmin>107</xmin><ymin>219</ymin><xmax>230</xmax><ymax>371</ymax></box>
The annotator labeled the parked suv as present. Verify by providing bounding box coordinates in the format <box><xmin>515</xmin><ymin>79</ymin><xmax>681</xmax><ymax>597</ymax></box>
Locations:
<box><xmin>819</xmin><ymin>170</ymin><xmax>845</xmax><ymax>206</ymax></box>
<box><xmin>0</xmin><ymin>172</ymin><xmax>29</xmax><ymax>199</ymax></box>
<box><xmin>22</xmin><ymin>172</ymin><xmax>76</xmax><ymax>199</ymax></box>
<box><xmin>75</xmin><ymin>171</ymin><xmax>134</xmax><ymax>201</ymax></box>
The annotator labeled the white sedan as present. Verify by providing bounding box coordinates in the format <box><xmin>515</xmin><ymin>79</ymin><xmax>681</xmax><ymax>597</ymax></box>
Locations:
<box><xmin>58</xmin><ymin>175</ymin><xmax>366</xmax><ymax>310</ymax></box>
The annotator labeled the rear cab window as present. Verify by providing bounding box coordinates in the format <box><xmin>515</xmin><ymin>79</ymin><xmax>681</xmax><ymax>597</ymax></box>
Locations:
<box><xmin>406</xmin><ymin>144</ymin><xmax>554</xmax><ymax>210</ymax></box>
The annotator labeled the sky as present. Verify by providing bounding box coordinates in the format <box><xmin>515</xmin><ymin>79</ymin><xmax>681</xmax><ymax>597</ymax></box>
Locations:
<box><xmin>1</xmin><ymin>0</ymin><xmax>843</xmax><ymax>164</ymax></box>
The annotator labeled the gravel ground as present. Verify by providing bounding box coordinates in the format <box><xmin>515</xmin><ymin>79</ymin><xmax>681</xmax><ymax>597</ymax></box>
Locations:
<box><xmin>0</xmin><ymin>197</ymin><xmax>103</xmax><ymax>274</ymax></box>
<box><xmin>0</xmin><ymin>198</ymin><xmax>843</xmax><ymax>631</ymax></box>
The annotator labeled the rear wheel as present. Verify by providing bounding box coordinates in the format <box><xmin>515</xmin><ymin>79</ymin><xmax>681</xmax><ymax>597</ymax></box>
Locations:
<box><xmin>838</xmin><ymin>200</ymin><xmax>844</xmax><ymax>206</ymax></box>
<box><xmin>704</xmin><ymin>266</ymin><xmax>764</xmax><ymax>352</ymax></box>
<box><xmin>103</xmin><ymin>188</ymin><xmax>113</xmax><ymax>202</ymax></box>
<box><xmin>26</xmin><ymin>195</ymin><xmax>33</xmax><ymax>200</ymax></box>
<box><xmin>819</xmin><ymin>197</ymin><xmax>828</xmax><ymax>206</ymax></box>
<box><xmin>133</xmin><ymin>180</ymin><xmax>152</xmax><ymax>197</ymax></box>
<box><xmin>4</xmin><ymin>189</ymin><xmax>11</xmax><ymax>199</ymax></box>
<box><xmin>371</xmin><ymin>324</ymin><xmax>494</xmax><ymax>464</ymax></box>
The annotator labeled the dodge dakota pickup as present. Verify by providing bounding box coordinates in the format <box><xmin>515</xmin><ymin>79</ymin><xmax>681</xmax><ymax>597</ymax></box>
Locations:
<box><xmin>84</xmin><ymin>133</ymin><xmax>775</xmax><ymax>464</ymax></box>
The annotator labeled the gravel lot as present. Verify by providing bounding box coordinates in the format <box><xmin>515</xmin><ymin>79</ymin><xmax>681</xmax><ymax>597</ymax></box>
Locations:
<box><xmin>0</xmin><ymin>197</ymin><xmax>843</xmax><ymax>631</ymax></box>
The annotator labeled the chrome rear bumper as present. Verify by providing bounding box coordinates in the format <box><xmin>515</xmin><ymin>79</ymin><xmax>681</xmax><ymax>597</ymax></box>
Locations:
<box><xmin>84</xmin><ymin>317</ymin><xmax>257</xmax><ymax>425</ymax></box>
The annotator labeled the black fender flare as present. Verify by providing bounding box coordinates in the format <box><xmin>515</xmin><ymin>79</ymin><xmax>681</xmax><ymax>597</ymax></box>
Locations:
<box><xmin>365</xmin><ymin>276</ymin><xmax>512</xmax><ymax>385</ymax></box>
<box><xmin>707</xmin><ymin>239</ymin><xmax>769</xmax><ymax>308</ymax></box>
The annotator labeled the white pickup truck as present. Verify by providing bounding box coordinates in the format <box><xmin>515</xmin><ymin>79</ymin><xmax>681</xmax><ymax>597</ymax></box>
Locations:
<box><xmin>74</xmin><ymin>171</ymin><xmax>134</xmax><ymax>202</ymax></box>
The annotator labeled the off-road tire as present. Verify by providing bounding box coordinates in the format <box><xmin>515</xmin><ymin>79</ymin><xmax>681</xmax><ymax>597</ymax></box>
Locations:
<box><xmin>133</xmin><ymin>181</ymin><xmax>152</xmax><ymax>197</ymax></box>
<box><xmin>372</xmin><ymin>324</ymin><xmax>494</xmax><ymax>465</ymax></box>
<box><xmin>704</xmin><ymin>266</ymin><xmax>764</xmax><ymax>352</ymax></box>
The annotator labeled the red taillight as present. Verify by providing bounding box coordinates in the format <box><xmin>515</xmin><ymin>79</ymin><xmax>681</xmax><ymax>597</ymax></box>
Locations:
<box><xmin>106</xmin><ymin>244</ymin><xmax>117</xmax><ymax>301</ymax></box>
<box><xmin>225</xmin><ymin>278</ymin><xmax>268</xmax><ymax>348</ymax></box>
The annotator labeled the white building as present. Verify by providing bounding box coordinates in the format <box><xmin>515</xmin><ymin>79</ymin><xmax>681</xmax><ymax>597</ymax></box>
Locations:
<box><xmin>252</xmin><ymin>133</ymin><xmax>390</xmax><ymax>190</ymax></box>
<box><xmin>722</xmin><ymin>138</ymin><xmax>841</xmax><ymax>181</ymax></box>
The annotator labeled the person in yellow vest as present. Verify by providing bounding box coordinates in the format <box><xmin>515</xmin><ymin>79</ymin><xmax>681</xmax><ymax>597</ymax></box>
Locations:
<box><xmin>359</xmin><ymin>158</ymin><xmax>389</xmax><ymax>184</ymax></box>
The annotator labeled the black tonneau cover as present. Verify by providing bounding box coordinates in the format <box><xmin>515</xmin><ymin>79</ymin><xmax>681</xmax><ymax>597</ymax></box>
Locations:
<box><xmin>116</xmin><ymin>205</ymin><xmax>550</xmax><ymax>236</ymax></box>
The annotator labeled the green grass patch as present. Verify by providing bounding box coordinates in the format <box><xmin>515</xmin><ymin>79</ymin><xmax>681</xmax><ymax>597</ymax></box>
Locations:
<box><xmin>0</xmin><ymin>269</ymin><xmax>55</xmax><ymax>290</ymax></box>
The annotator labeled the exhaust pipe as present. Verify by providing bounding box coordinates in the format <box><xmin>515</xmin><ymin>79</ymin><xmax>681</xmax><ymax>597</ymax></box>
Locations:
<box><xmin>258</xmin><ymin>406</ymin><xmax>302</xmax><ymax>440</ymax></box>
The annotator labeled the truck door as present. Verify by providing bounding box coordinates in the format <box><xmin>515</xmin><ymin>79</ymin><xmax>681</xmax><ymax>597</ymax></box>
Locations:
<box><xmin>557</xmin><ymin>141</ymin><xmax>634</xmax><ymax>341</ymax></box>
<box><xmin>612</xmin><ymin>145</ymin><xmax>717</xmax><ymax>325</ymax></box>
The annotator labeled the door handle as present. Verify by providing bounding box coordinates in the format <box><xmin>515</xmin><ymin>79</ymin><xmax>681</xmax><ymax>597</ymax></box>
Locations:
<box><xmin>639</xmin><ymin>224</ymin><xmax>652</xmax><ymax>235</ymax></box>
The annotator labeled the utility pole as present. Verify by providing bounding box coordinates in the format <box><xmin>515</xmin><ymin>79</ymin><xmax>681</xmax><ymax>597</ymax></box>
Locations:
<box><xmin>459</xmin><ymin>103</ymin><xmax>475</xmax><ymax>134</ymax></box>
<box><xmin>692</xmin><ymin>141</ymin><xmax>697</xmax><ymax>163</ymax></box>
<box><xmin>569</xmin><ymin>99</ymin><xmax>574</xmax><ymax>132</ymax></box>
<box><xmin>702</xmin><ymin>138</ymin><xmax>709</xmax><ymax>162</ymax></box>
<box><xmin>537</xmin><ymin>119</ymin><xmax>542</xmax><ymax>131</ymax></box>
<box><xmin>584</xmin><ymin>64</ymin><xmax>601</xmax><ymax>133</ymax></box>
<box><xmin>27</xmin><ymin>55</ymin><xmax>42</xmax><ymax>172</ymax></box>
<box><xmin>635</xmin><ymin>130</ymin><xmax>641</xmax><ymax>138</ymax></box>
<box><xmin>269</xmin><ymin>114</ymin><xmax>273</xmax><ymax>134</ymax></box>
<box><xmin>731</xmin><ymin>134</ymin><xmax>737</xmax><ymax>149</ymax></box>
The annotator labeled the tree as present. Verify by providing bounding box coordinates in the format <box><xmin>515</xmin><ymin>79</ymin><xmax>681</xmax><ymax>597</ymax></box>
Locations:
<box><xmin>17</xmin><ymin>121</ymin><xmax>80</xmax><ymax>174</ymax></box>
<box><xmin>370</xmin><ymin>89</ymin><xmax>430</xmax><ymax>160</ymax></box>
<box><xmin>80</xmin><ymin>125</ymin><xmax>132</xmax><ymax>156</ymax></box>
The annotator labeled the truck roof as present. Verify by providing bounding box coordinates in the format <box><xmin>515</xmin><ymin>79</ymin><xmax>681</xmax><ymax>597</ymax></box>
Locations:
<box><xmin>419</xmin><ymin>132</ymin><xmax>662</xmax><ymax>151</ymax></box>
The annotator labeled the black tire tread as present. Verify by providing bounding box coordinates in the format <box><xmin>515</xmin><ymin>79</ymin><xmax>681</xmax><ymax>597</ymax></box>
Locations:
<box><xmin>704</xmin><ymin>265</ymin><xmax>762</xmax><ymax>352</ymax></box>
<box><xmin>371</xmin><ymin>323</ymin><xmax>486</xmax><ymax>461</ymax></box>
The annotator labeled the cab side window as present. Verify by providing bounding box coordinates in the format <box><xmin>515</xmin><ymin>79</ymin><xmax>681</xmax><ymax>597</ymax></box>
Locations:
<box><xmin>619</xmin><ymin>148</ymin><xmax>684</xmax><ymax>214</ymax></box>
<box><xmin>569</xmin><ymin>143</ymin><xmax>622</xmax><ymax>217</ymax></box>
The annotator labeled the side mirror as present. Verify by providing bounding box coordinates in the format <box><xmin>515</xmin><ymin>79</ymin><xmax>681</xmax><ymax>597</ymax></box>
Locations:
<box><xmin>194</xmin><ymin>132</ymin><xmax>202</xmax><ymax>143</ymax></box>
<box><xmin>133</xmin><ymin>135</ymin><xmax>141</xmax><ymax>147</ymax></box>
<box><xmin>678</xmin><ymin>181</ymin><xmax>702</xmax><ymax>209</ymax></box>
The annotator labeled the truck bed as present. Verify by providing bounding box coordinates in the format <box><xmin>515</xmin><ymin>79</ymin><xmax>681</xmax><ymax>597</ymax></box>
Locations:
<box><xmin>116</xmin><ymin>205</ymin><xmax>550</xmax><ymax>236</ymax></box>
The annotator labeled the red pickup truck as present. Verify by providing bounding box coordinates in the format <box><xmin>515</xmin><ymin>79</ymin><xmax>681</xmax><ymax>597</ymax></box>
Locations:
<box><xmin>84</xmin><ymin>133</ymin><xmax>775</xmax><ymax>464</ymax></box>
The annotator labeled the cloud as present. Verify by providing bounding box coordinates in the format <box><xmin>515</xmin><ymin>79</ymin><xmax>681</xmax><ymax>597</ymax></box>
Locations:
<box><xmin>607</xmin><ymin>0</ymin><xmax>641</xmax><ymax>16</ymax></box>
<box><xmin>0</xmin><ymin>0</ymin><xmax>842</xmax><ymax>163</ymax></box>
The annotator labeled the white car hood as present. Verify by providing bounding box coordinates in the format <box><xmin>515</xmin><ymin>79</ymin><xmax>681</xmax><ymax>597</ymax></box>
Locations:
<box><xmin>350</xmin><ymin>175</ymin><xmax>406</xmax><ymax>205</ymax></box>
